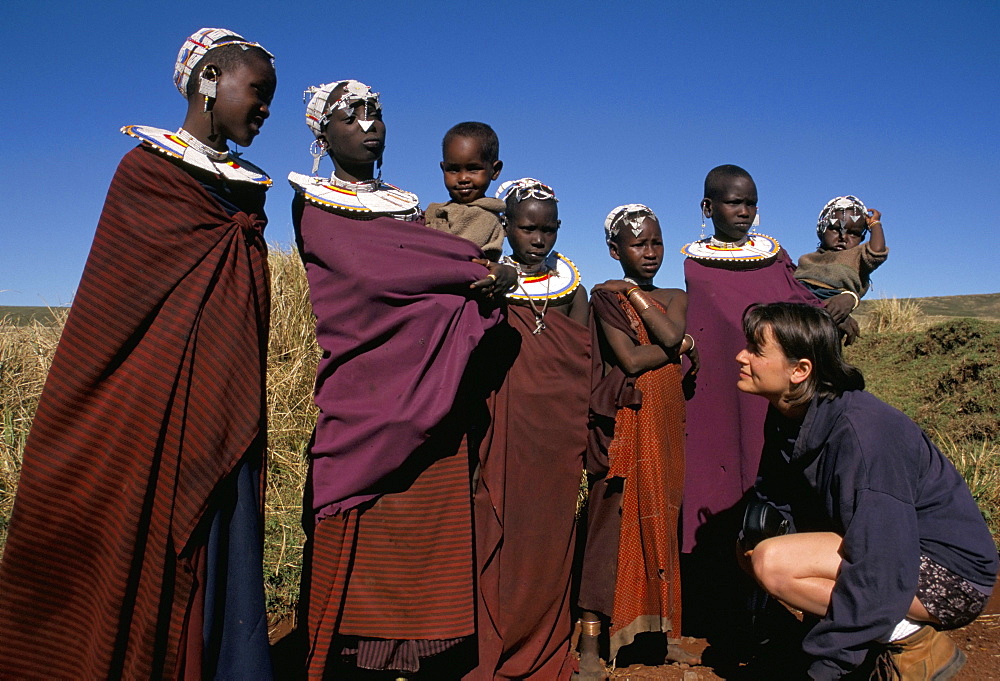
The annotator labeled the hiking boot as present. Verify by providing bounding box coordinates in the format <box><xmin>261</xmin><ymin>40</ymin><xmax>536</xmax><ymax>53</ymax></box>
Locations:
<box><xmin>872</xmin><ymin>625</ymin><xmax>966</xmax><ymax>680</ymax></box>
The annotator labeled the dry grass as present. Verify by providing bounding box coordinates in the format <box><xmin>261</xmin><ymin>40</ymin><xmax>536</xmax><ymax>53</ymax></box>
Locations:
<box><xmin>0</xmin><ymin>311</ymin><xmax>65</xmax><ymax>547</ymax></box>
<box><xmin>261</xmin><ymin>246</ymin><xmax>318</xmax><ymax>618</ymax></box>
<box><xmin>860</xmin><ymin>295</ymin><xmax>925</xmax><ymax>334</ymax></box>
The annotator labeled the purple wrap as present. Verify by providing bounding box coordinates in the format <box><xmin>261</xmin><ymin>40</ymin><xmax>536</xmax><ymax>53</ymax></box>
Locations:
<box><xmin>295</xmin><ymin>202</ymin><xmax>503</xmax><ymax>520</ymax></box>
<box><xmin>681</xmin><ymin>249</ymin><xmax>819</xmax><ymax>552</ymax></box>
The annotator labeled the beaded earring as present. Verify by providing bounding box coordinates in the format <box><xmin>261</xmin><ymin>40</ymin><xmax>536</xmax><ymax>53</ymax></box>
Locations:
<box><xmin>310</xmin><ymin>139</ymin><xmax>327</xmax><ymax>174</ymax></box>
<box><xmin>199</xmin><ymin>66</ymin><xmax>219</xmax><ymax>113</ymax></box>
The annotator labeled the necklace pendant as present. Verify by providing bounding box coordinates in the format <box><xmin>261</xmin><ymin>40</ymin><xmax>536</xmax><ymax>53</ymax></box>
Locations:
<box><xmin>533</xmin><ymin>319</ymin><xmax>546</xmax><ymax>335</ymax></box>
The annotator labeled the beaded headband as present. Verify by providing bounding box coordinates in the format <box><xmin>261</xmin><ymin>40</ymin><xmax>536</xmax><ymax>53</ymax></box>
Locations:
<box><xmin>817</xmin><ymin>195</ymin><xmax>868</xmax><ymax>237</ymax></box>
<box><xmin>304</xmin><ymin>80</ymin><xmax>382</xmax><ymax>135</ymax></box>
<box><xmin>496</xmin><ymin>178</ymin><xmax>558</xmax><ymax>204</ymax></box>
<box><xmin>174</xmin><ymin>27</ymin><xmax>273</xmax><ymax>98</ymax></box>
<box><xmin>605</xmin><ymin>203</ymin><xmax>656</xmax><ymax>245</ymax></box>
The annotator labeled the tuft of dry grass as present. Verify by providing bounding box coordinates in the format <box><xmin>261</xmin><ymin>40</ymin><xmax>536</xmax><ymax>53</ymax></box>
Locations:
<box><xmin>860</xmin><ymin>295</ymin><xmax>925</xmax><ymax>334</ymax></box>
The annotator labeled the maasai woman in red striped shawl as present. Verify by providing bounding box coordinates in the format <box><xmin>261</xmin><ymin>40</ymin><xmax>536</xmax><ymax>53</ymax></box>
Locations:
<box><xmin>0</xmin><ymin>29</ymin><xmax>276</xmax><ymax>679</ymax></box>
<box><xmin>0</xmin><ymin>28</ymin><xmax>276</xmax><ymax>679</ymax></box>
<box><xmin>290</xmin><ymin>80</ymin><xmax>507</xmax><ymax>678</ymax></box>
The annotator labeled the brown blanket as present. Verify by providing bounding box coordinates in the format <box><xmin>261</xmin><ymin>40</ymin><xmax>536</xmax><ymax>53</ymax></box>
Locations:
<box><xmin>0</xmin><ymin>145</ymin><xmax>270</xmax><ymax>678</ymax></box>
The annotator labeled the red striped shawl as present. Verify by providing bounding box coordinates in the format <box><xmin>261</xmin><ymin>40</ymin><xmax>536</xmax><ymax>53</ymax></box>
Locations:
<box><xmin>0</xmin><ymin>145</ymin><xmax>270</xmax><ymax>679</ymax></box>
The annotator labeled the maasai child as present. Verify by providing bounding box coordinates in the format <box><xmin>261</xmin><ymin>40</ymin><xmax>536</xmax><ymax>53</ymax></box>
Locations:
<box><xmin>679</xmin><ymin>165</ymin><xmax>823</xmax><ymax>644</ymax></box>
<box><xmin>290</xmin><ymin>80</ymin><xmax>505</xmax><ymax>678</ymax></box>
<box><xmin>577</xmin><ymin>205</ymin><xmax>697</xmax><ymax>674</ymax></box>
<box><xmin>795</xmin><ymin>195</ymin><xmax>888</xmax><ymax>307</ymax></box>
<box><xmin>0</xmin><ymin>28</ymin><xmax>276</xmax><ymax>679</ymax></box>
<box><xmin>465</xmin><ymin>178</ymin><xmax>590</xmax><ymax>680</ymax></box>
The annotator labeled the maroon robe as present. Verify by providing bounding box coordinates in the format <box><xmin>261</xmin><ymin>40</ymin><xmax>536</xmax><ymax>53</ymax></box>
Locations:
<box><xmin>0</xmin><ymin>145</ymin><xmax>270</xmax><ymax>679</ymax></box>
<box><xmin>465</xmin><ymin>304</ymin><xmax>591</xmax><ymax>680</ymax></box>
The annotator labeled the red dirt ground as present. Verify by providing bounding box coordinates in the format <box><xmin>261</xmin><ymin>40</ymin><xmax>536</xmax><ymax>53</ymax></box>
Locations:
<box><xmin>269</xmin><ymin>579</ymin><xmax>1000</xmax><ymax>679</ymax></box>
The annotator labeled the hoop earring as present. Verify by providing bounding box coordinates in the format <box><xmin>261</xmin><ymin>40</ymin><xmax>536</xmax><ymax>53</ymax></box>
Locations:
<box><xmin>310</xmin><ymin>139</ymin><xmax>327</xmax><ymax>174</ymax></box>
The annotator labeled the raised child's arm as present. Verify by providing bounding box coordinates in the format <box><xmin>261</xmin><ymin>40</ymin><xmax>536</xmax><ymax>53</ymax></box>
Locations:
<box><xmin>867</xmin><ymin>209</ymin><xmax>885</xmax><ymax>252</ymax></box>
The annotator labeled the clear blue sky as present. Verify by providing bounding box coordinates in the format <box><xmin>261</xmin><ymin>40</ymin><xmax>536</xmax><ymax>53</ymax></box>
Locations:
<box><xmin>2</xmin><ymin>1</ymin><xmax>998</xmax><ymax>307</ymax></box>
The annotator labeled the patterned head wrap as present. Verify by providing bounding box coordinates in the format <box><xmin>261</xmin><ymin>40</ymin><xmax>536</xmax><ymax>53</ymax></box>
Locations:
<box><xmin>174</xmin><ymin>28</ymin><xmax>273</xmax><ymax>98</ymax></box>
<box><xmin>604</xmin><ymin>203</ymin><xmax>656</xmax><ymax>245</ymax></box>
<box><xmin>495</xmin><ymin>178</ymin><xmax>558</xmax><ymax>204</ymax></box>
<box><xmin>816</xmin><ymin>195</ymin><xmax>868</xmax><ymax>237</ymax></box>
<box><xmin>304</xmin><ymin>80</ymin><xmax>382</xmax><ymax>135</ymax></box>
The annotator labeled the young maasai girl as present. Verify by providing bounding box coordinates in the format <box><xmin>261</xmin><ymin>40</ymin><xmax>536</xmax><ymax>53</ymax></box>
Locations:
<box><xmin>0</xmin><ymin>28</ymin><xmax>276</xmax><ymax>679</ymax></box>
<box><xmin>578</xmin><ymin>204</ymin><xmax>698</xmax><ymax>674</ymax></box>
<box><xmin>465</xmin><ymin>178</ymin><xmax>590</xmax><ymax>680</ymax></box>
<box><xmin>290</xmin><ymin>80</ymin><xmax>505</xmax><ymax>678</ymax></box>
<box><xmin>678</xmin><ymin>165</ymin><xmax>829</xmax><ymax>642</ymax></box>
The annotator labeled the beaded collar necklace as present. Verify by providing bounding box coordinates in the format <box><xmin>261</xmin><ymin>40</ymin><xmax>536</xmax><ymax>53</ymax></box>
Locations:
<box><xmin>680</xmin><ymin>232</ymin><xmax>780</xmax><ymax>262</ymax></box>
<box><xmin>176</xmin><ymin>128</ymin><xmax>229</xmax><ymax>161</ymax></box>
<box><xmin>122</xmin><ymin>125</ymin><xmax>271</xmax><ymax>185</ymax></box>
<box><xmin>287</xmin><ymin>171</ymin><xmax>420</xmax><ymax>219</ymax></box>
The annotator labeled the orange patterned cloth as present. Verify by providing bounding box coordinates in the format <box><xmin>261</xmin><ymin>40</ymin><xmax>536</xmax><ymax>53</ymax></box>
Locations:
<box><xmin>604</xmin><ymin>295</ymin><xmax>686</xmax><ymax>658</ymax></box>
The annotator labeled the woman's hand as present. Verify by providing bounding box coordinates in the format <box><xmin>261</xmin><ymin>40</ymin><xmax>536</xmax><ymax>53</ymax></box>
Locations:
<box><xmin>470</xmin><ymin>259</ymin><xmax>516</xmax><ymax>298</ymax></box>
<box><xmin>866</xmin><ymin>208</ymin><xmax>882</xmax><ymax>226</ymax></box>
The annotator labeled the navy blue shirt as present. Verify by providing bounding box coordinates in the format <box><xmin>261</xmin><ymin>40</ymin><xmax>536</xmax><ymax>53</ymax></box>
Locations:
<box><xmin>756</xmin><ymin>390</ymin><xmax>998</xmax><ymax>679</ymax></box>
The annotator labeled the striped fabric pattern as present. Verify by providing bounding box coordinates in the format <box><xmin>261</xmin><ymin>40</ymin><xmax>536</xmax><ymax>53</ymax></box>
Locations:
<box><xmin>0</xmin><ymin>145</ymin><xmax>270</xmax><ymax>679</ymax></box>
<box><xmin>302</xmin><ymin>435</ymin><xmax>475</xmax><ymax>677</ymax></box>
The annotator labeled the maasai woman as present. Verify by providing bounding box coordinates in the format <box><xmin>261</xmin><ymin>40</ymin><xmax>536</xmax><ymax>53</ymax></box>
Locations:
<box><xmin>465</xmin><ymin>178</ymin><xmax>590</xmax><ymax>680</ymax></box>
<box><xmin>0</xmin><ymin>28</ymin><xmax>276</xmax><ymax>679</ymax></box>
<box><xmin>290</xmin><ymin>80</ymin><xmax>506</xmax><ymax>678</ymax></box>
<box><xmin>578</xmin><ymin>204</ymin><xmax>698</xmax><ymax>674</ymax></box>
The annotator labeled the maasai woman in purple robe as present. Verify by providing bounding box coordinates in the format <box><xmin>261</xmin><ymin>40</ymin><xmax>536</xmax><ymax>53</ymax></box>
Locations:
<box><xmin>289</xmin><ymin>80</ymin><xmax>508</xmax><ymax>678</ymax></box>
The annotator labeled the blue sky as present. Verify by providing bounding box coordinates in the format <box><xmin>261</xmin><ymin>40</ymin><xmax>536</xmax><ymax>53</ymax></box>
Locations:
<box><xmin>2</xmin><ymin>1</ymin><xmax>998</xmax><ymax>307</ymax></box>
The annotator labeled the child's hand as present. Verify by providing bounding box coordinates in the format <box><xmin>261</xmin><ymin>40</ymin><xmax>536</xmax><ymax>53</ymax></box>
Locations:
<box><xmin>867</xmin><ymin>208</ymin><xmax>882</xmax><ymax>226</ymax></box>
<box><xmin>823</xmin><ymin>293</ymin><xmax>856</xmax><ymax>324</ymax></box>
<box><xmin>592</xmin><ymin>279</ymin><xmax>635</xmax><ymax>295</ymax></box>
<box><xmin>469</xmin><ymin>259</ymin><xmax>516</xmax><ymax>298</ymax></box>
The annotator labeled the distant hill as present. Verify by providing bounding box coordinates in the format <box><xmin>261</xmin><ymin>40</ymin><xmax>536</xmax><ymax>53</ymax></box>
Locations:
<box><xmin>0</xmin><ymin>306</ymin><xmax>68</xmax><ymax>326</ymax></box>
<box><xmin>856</xmin><ymin>292</ymin><xmax>1000</xmax><ymax>322</ymax></box>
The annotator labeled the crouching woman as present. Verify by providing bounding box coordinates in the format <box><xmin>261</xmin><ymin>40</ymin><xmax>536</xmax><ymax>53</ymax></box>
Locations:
<box><xmin>736</xmin><ymin>302</ymin><xmax>997</xmax><ymax>680</ymax></box>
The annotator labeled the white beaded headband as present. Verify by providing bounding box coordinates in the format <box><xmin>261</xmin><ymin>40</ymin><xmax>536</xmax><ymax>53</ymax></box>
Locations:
<box><xmin>304</xmin><ymin>80</ymin><xmax>382</xmax><ymax>135</ymax></box>
<box><xmin>495</xmin><ymin>178</ymin><xmax>558</xmax><ymax>203</ymax></box>
<box><xmin>174</xmin><ymin>27</ymin><xmax>273</xmax><ymax>98</ymax></box>
<box><xmin>817</xmin><ymin>195</ymin><xmax>868</xmax><ymax>236</ymax></box>
<box><xmin>604</xmin><ymin>203</ymin><xmax>656</xmax><ymax>245</ymax></box>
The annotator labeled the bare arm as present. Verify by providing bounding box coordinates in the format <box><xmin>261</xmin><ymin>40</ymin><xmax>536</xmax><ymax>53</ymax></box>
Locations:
<box><xmin>866</xmin><ymin>209</ymin><xmax>885</xmax><ymax>253</ymax></box>
<box><xmin>596</xmin><ymin>312</ymin><xmax>671</xmax><ymax>376</ymax></box>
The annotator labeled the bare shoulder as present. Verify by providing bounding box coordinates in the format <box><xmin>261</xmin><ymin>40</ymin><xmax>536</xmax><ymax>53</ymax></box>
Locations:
<box><xmin>649</xmin><ymin>287</ymin><xmax>686</xmax><ymax>305</ymax></box>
